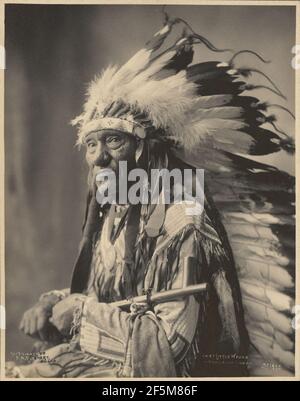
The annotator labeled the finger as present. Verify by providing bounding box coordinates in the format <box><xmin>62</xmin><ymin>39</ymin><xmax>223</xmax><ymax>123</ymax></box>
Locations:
<box><xmin>23</xmin><ymin>312</ymin><xmax>31</xmax><ymax>335</ymax></box>
<box><xmin>19</xmin><ymin>316</ymin><xmax>25</xmax><ymax>331</ymax></box>
<box><xmin>29</xmin><ymin>312</ymin><xmax>38</xmax><ymax>336</ymax></box>
<box><xmin>25</xmin><ymin>312</ymin><xmax>32</xmax><ymax>335</ymax></box>
<box><xmin>36</xmin><ymin>314</ymin><xmax>47</xmax><ymax>332</ymax></box>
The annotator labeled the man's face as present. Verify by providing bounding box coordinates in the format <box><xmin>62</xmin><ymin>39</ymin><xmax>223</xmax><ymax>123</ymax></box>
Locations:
<box><xmin>85</xmin><ymin>129</ymin><xmax>137</xmax><ymax>195</ymax></box>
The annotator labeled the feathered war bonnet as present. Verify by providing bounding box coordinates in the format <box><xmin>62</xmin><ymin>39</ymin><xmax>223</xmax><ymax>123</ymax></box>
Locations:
<box><xmin>70</xmin><ymin>15</ymin><xmax>296</xmax><ymax>375</ymax></box>
<box><xmin>71</xmin><ymin>12</ymin><xmax>294</xmax><ymax>167</ymax></box>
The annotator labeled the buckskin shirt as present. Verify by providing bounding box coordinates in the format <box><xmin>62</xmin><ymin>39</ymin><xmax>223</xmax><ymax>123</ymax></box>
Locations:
<box><xmin>14</xmin><ymin>199</ymin><xmax>246</xmax><ymax>378</ymax></box>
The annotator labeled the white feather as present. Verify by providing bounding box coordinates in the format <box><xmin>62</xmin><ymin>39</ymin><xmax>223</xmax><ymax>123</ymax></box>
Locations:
<box><xmin>192</xmin><ymin>94</ymin><xmax>233</xmax><ymax>109</ymax></box>
<box><xmin>190</xmin><ymin>106</ymin><xmax>244</xmax><ymax>120</ymax></box>
<box><xmin>129</xmin><ymin>50</ymin><xmax>177</xmax><ymax>84</ymax></box>
<box><xmin>119</xmin><ymin>48</ymin><xmax>152</xmax><ymax>75</ymax></box>
<box><xmin>183</xmin><ymin>119</ymin><xmax>247</xmax><ymax>150</ymax></box>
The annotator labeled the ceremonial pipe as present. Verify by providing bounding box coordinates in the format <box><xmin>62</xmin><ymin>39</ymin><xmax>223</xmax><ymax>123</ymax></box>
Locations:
<box><xmin>111</xmin><ymin>257</ymin><xmax>207</xmax><ymax>309</ymax></box>
<box><xmin>110</xmin><ymin>283</ymin><xmax>208</xmax><ymax>309</ymax></box>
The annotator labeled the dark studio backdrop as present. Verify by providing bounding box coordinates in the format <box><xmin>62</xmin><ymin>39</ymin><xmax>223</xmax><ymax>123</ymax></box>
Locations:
<box><xmin>5</xmin><ymin>4</ymin><xmax>295</xmax><ymax>357</ymax></box>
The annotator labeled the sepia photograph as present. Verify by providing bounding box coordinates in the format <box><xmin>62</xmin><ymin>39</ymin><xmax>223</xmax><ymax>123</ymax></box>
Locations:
<box><xmin>0</xmin><ymin>1</ymin><xmax>298</xmax><ymax>381</ymax></box>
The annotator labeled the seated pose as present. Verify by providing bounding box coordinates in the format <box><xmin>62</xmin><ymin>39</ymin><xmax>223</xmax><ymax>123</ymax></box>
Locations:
<box><xmin>10</xmin><ymin>14</ymin><xmax>294</xmax><ymax>378</ymax></box>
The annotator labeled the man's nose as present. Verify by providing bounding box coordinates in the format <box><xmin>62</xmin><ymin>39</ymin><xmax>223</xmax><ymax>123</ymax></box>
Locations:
<box><xmin>93</xmin><ymin>141</ymin><xmax>111</xmax><ymax>167</ymax></box>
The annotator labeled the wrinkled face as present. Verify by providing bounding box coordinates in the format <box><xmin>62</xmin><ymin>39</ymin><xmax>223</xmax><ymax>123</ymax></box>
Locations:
<box><xmin>85</xmin><ymin>129</ymin><xmax>137</xmax><ymax>195</ymax></box>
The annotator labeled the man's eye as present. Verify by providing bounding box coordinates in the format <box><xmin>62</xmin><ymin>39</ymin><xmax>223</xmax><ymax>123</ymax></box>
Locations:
<box><xmin>106</xmin><ymin>136</ymin><xmax>123</xmax><ymax>148</ymax></box>
<box><xmin>87</xmin><ymin>142</ymin><xmax>96</xmax><ymax>149</ymax></box>
<box><xmin>107</xmin><ymin>136</ymin><xmax>121</xmax><ymax>143</ymax></box>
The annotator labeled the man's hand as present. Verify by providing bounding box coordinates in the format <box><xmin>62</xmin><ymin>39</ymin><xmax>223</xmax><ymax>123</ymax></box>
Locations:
<box><xmin>20</xmin><ymin>303</ymin><xmax>52</xmax><ymax>340</ymax></box>
<box><xmin>50</xmin><ymin>294</ymin><xmax>86</xmax><ymax>337</ymax></box>
<box><xmin>19</xmin><ymin>291</ymin><xmax>65</xmax><ymax>341</ymax></box>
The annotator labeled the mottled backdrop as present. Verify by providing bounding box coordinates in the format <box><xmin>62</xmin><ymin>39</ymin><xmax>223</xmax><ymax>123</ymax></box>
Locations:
<box><xmin>5</xmin><ymin>4</ymin><xmax>295</xmax><ymax>357</ymax></box>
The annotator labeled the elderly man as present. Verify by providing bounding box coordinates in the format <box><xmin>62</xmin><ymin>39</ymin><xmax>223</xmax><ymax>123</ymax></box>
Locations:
<box><xmin>10</xmin><ymin>14</ymin><xmax>295</xmax><ymax>378</ymax></box>
<box><xmin>16</xmin><ymin>122</ymin><xmax>246</xmax><ymax>377</ymax></box>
